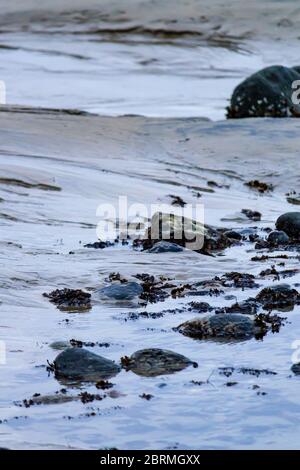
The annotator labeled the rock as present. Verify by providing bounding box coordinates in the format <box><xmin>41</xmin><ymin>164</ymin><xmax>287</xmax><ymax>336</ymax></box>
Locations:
<box><xmin>241</xmin><ymin>209</ymin><xmax>261</xmax><ymax>221</ymax></box>
<box><xmin>49</xmin><ymin>341</ymin><xmax>70</xmax><ymax>350</ymax></box>
<box><xmin>97</xmin><ymin>281</ymin><xmax>143</xmax><ymax>301</ymax></box>
<box><xmin>276</xmin><ymin>212</ymin><xmax>300</xmax><ymax>238</ymax></box>
<box><xmin>121</xmin><ymin>348</ymin><xmax>197</xmax><ymax>377</ymax></box>
<box><xmin>267</xmin><ymin>230</ymin><xmax>289</xmax><ymax>245</ymax></box>
<box><xmin>291</xmin><ymin>363</ymin><xmax>300</xmax><ymax>375</ymax></box>
<box><xmin>53</xmin><ymin>348</ymin><xmax>121</xmax><ymax>382</ymax></box>
<box><xmin>43</xmin><ymin>288</ymin><xmax>91</xmax><ymax>311</ymax></box>
<box><xmin>176</xmin><ymin>314</ymin><xmax>258</xmax><ymax>341</ymax></box>
<box><xmin>245</xmin><ymin>180</ymin><xmax>273</xmax><ymax>193</ymax></box>
<box><xmin>148</xmin><ymin>241</ymin><xmax>183</xmax><ymax>253</ymax></box>
<box><xmin>256</xmin><ymin>284</ymin><xmax>300</xmax><ymax>310</ymax></box>
<box><xmin>224</xmin><ymin>230</ymin><xmax>242</xmax><ymax>241</ymax></box>
<box><xmin>227</xmin><ymin>65</ymin><xmax>300</xmax><ymax>118</ymax></box>
<box><xmin>139</xmin><ymin>211</ymin><xmax>233</xmax><ymax>254</ymax></box>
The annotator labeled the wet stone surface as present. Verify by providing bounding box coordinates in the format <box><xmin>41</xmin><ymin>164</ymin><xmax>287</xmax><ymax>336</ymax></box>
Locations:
<box><xmin>175</xmin><ymin>314</ymin><xmax>261</xmax><ymax>341</ymax></box>
<box><xmin>276</xmin><ymin>212</ymin><xmax>300</xmax><ymax>238</ymax></box>
<box><xmin>52</xmin><ymin>348</ymin><xmax>121</xmax><ymax>383</ymax></box>
<box><xmin>43</xmin><ymin>288</ymin><xmax>91</xmax><ymax>311</ymax></box>
<box><xmin>121</xmin><ymin>348</ymin><xmax>198</xmax><ymax>377</ymax></box>
<box><xmin>96</xmin><ymin>282</ymin><xmax>143</xmax><ymax>301</ymax></box>
<box><xmin>256</xmin><ymin>284</ymin><xmax>300</xmax><ymax>310</ymax></box>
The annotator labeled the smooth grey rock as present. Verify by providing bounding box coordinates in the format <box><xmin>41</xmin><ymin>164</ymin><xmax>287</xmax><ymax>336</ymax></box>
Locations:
<box><xmin>53</xmin><ymin>348</ymin><xmax>120</xmax><ymax>382</ymax></box>
<box><xmin>267</xmin><ymin>230</ymin><xmax>289</xmax><ymax>245</ymax></box>
<box><xmin>148</xmin><ymin>241</ymin><xmax>183</xmax><ymax>253</ymax></box>
<box><xmin>121</xmin><ymin>348</ymin><xmax>197</xmax><ymax>377</ymax></box>
<box><xmin>97</xmin><ymin>281</ymin><xmax>143</xmax><ymax>301</ymax></box>
<box><xmin>276</xmin><ymin>212</ymin><xmax>300</xmax><ymax>238</ymax></box>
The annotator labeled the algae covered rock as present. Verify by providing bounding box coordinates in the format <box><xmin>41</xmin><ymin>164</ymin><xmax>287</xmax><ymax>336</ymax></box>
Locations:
<box><xmin>140</xmin><ymin>211</ymin><xmax>232</xmax><ymax>254</ymax></box>
<box><xmin>121</xmin><ymin>348</ymin><xmax>197</xmax><ymax>377</ymax></box>
<box><xmin>176</xmin><ymin>314</ymin><xmax>258</xmax><ymax>341</ymax></box>
<box><xmin>227</xmin><ymin>65</ymin><xmax>300</xmax><ymax>118</ymax></box>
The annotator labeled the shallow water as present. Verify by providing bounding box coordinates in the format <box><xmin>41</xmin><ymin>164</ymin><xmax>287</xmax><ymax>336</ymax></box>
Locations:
<box><xmin>1</xmin><ymin>0</ymin><xmax>300</xmax><ymax>451</ymax></box>
<box><xmin>1</xmin><ymin>111</ymin><xmax>300</xmax><ymax>449</ymax></box>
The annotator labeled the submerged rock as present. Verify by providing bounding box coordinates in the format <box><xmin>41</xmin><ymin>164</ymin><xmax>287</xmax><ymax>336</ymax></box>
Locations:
<box><xmin>96</xmin><ymin>281</ymin><xmax>143</xmax><ymax>301</ymax></box>
<box><xmin>256</xmin><ymin>284</ymin><xmax>300</xmax><ymax>310</ymax></box>
<box><xmin>121</xmin><ymin>348</ymin><xmax>197</xmax><ymax>377</ymax></box>
<box><xmin>43</xmin><ymin>288</ymin><xmax>91</xmax><ymax>311</ymax></box>
<box><xmin>53</xmin><ymin>348</ymin><xmax>120</xmax><ymax>382</ymax></box>
<box><xmin>227</xmin><ymin>65</ymin><xmax>300</xmax><ymax>118</ymax></box>
<box><xmin>138</xmin><ymin>211</ymin><xmax>233</xmax><ymax>254</ymax></box>
<box><xmin>148</xmin><ymin>241</ymin><xmax>183</xmax><ymax>253</ymax></box>
<box><xmin>267</xmin><ymin>230</ymin><xmax>289</xmax><ymax>245</ymax></box>
<box><xmin>276</xmin><ymin>212</ymin><xmax>300</xmax><ymax>238</ymax></box>
<box><xmin>176</xmin><ymin>314</ymin><xmax>258</xmax><ymax>341</ymax></box>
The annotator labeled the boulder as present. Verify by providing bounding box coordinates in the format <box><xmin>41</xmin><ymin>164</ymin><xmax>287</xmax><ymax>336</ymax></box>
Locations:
<box><xmin>227</xmin><ymin>65</ymin><xmax>300</xmax><ymax>118</ymax></box>
<box><xmin>276</xmin><ymin>212</ymin><xmax>300</xmax><ymax>238</ymax></box>
<box><xmin>121</xmin><ymin>348</ymin><xmax>197</xmax><ymax>377</ymax></box>
<box><xmin>53</xmin><ymin>348</ymin><xmax>120</xmax><ymax>382</ymax></box>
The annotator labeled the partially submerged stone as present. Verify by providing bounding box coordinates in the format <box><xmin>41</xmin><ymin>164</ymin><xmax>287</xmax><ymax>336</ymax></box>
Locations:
<box><xmin>176</xmin><ymin>314</ymin><xmax>258</xmax><ymax>341</ymax></box>
<box><xmin>276</xmin><ymin>212</ymin><xmax>300</xmax><ymax>238</ymax></box>
<box><xmin>256</xmin><ymin>284</ymin><xmax>300</xmax><ymax>310</ymax></box>
<box><xmin>227</xmin><ymin>65</ymin><xmax>300</xmax><ymax>118</ymax></box>
<box><xmin>291</xmin><ymin>363</ymin><xmax>300</xmax><ymax>375</ymax></box>
<box><xmin>53</xmin><ymin>348</ymin><xmax>120</xmax><ymax>382</ymax></box>
<box><xmin>267</xmin><ymin>230</ymin><xmax>289</xmax><ymax>245</ymax></box>
<box><xmin>43</xmin><ymin>288</ymin><xmax>91</xmax><ymax>311</ymax></box>
<box><xmin>139</xmin><ymin>211</ymin><xmax>232</xmax><ymax>254</ymax></box>
<box><xmin>96</xmin><ymin>281</ymin><xmax>143</xmax><ymax>301</ymax></box>
<box><xmin>148</xmin><ymin>241</ymin><xmax>183</xmax><ymax>253</ymax></box>
<box><xmin>121</xmin><ymin>348</ymin><xmax>197</xmax><ymax>377</ymax></box>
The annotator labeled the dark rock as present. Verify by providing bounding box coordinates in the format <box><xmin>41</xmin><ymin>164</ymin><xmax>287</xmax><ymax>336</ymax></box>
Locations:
<box><xmin>148</xmin><ymin>241</ymin><xmax>183</xmax><ymax>253</ymax></box>
<box><xmin>188</xmin><ymin>301</ymin><xmax>213</xmax><ymax>313</ymax></box>
<box><xmin>242</xmin><ymin>209</ymin><xmax>261</xmax><ymax>221</ymax></box>
<box><xmin>176</xmin><ymin>314</ymin><xmax>258</xmax><ymax>341</ymax></box>
<box><xmin>267</xmin><ymin>230</ymin><xmax>289</xmax><ymax>245</ymax></box>
<box><xmin>43</xmin><ymin>288</ymin><xmax>91</xmax><ymax>311</ymax></box>
<box><xmin>256</xmin><ymin>284</ymin><xmax>300</xmax><ymax>310</ymax></box>
<box><xmin>220</xmin><ymin>272</ymin><xmax>259</xmax><ymax>289</ymax></box>
<box><xmin>276</xmin><ymin>212</ymin><xmax>300</xmax><ymax>238</ymax></box>
<box><xmin>97</xmin><ymin>281</ymin><xmax>143</xmax><ymax>301</ymax></box>
<box><xmin>137</xmin><ymin>212</ymin><xmax>233</xmax><ymax>255</ymax></box>
<box><xmin>291</xmin><ymin>363</ymin><xmax>300</xmax><ymax>375</ymax></box>
<box><xmin>216</xmin><ymin>298</ymin><xmax>258</xmax><ymax>315</ymax></box>
<box><xmin>84</xmin><ymin>240</ymin><xmax>114</xmax><ymax>249</ymax></box>
<box><xmin>224</xmin><ymin>230</ymin><xmax>242</xmax><ymax>241</ymax></box>
<box><xmin>53</xmin><ymin>348</ymin><xmax>120</xmax><ymax>382</ymax></box>
<box><xmin>245</xmin><ymin>180</ymin><xmax>273</xmax><ymax>193</ymax></box>
<box><xmin>121</xmin><ymin>348</ymin><xmax>197</xmax><ymax>377</ymax></box>
<box><xmin>227</xmin><ymin>65</ymin><xmax>300</xmax><ymax>118</ymax></box>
